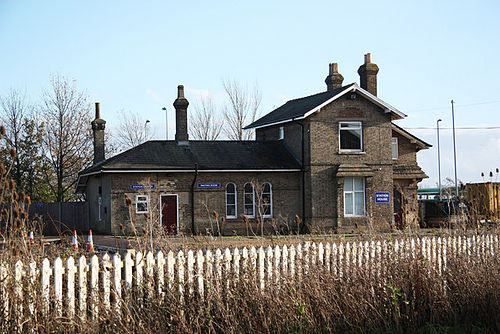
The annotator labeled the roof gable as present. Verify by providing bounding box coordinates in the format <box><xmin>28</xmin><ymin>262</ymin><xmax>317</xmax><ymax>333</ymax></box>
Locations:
<box><xmin>391</xmin><ymin>123</ymin><xmax>432</xmax><ymax>150</ymax></box>
<box><xmin>245</xmin><ymin>83</ymin><xmax>406</xmax><ymax>129</ymax></box>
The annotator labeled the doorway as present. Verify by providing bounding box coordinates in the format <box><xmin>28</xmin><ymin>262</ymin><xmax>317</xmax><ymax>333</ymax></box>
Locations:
<box><xmin>160</xmin><ymin>194</ymin><xmax>178</xmax><ymax>235</ymax></box>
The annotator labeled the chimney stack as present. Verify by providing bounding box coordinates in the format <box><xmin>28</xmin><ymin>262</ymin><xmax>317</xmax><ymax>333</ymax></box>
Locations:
<box><xmin>357</xmin><ymin>53</ymin><xmax>379</xmax><ymax>96</ymax></box>
<box><xmin>325</xmin><ymin>63</ymin><xmax>344</xmax><ymax>91</ymax></box>
<box><xmin>173</xmin><ymin>85</ymin><xmax>189</xmax><ymax>144</ymax></box>
<box><xmin>91</xmin><ymin>102</ymin><xmax>106</xmax><ymax>164</ymax></box>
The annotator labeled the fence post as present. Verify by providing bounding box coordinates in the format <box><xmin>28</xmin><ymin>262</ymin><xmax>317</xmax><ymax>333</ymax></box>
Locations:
<box><xmin>167</xmin><ymin>251</ymin><xmax>175</xmax><ymax>292</ymax></box>
<box><xmin>274</xmin><ymin>245</ymin><xmax>281</xmax><ymax>286</ymax></box>
<box><xmin>66</xmin><ymin>257</ymin><xmax>76</xmax><ymax>318</ymax></box>
<box><xmin>136</xmin><ymin>252</ymin><xmax>144</xmax><ymax>306</ymax></box>
<box><xmin>214</xmin><ymin>249</ymin><xmax>222</xmax><ymax>290</ymax></box>
<box><xmin>318</xmin><ymin>242</ymin><xmax>324</xmax><ymax>267</ymax></box>
<box><xmin>258</xmin><ymin>247</ymin><xmax>265</xmax><ymax>290</ymax></box>
<box><xmin>345</xmin><ymin>242</ymin><xmax>351</xmax><ymax>279</ymax></box>
<box><xmin>156</xmin><ymin>251</ymin><xmax>165</xmax><ymax>301</ymax></box>
<box><xmin>78</xmin><ymin>256</ymin><xmax>87</xmax><ymax>319</ymax></box>
<box><xmin>177</xmin><ymin>251</ymin><xmax>185</xmax><ymax>302</ymax></box>
<box><xmin>90</xmin><ymin>255</ymin><xmax>99</xmax><ymax>320</ymax></box>
<box><xmin>196</xmin><ymin>250</ymin><xmax>204</xmax><ymax>298</ymax></box>
<box><xmin>289</xmin><ymin>245</ymin><xmax>296</xmax><ymax>279</ymax></box>
<box><xmin>265</xmin><ymin>246</ymin><xmax>273</xmax><ymax>286</ymax></box>
<box><xmin>249</xmin><ymin>247</ymin><xmax>257</xmax><ymax>282</ymax></box>
<box><xmin>124</xmin><ymin>250</ymin><xmax>133</xmax><ymax>298</ymax></box>
<box><xmin>331</xmin><ymin>242</ymin><xmax>338</xmax><ymax>276</ymax></box>
<box><xmin>28</xmin><ymin>261</ymin><xmax>37</xmax><ymax>316</ymax></box>
<box><xmin>205</xmin><ymin>249</ymin><xmax>213</xmax><ymax>289</ymax></box>
<box><xmin>41</xmin><ymin>259</ymin><xmax>51</xmax><ymax>316</ymax></box>
<box><xmin>338</xmin><ymin>242</ymin><xmax>344</xmax><ymax>279</ymax></box>
<box><xmin>112</xmin><ymin>253</ymin><xmax>122</xmax><ymax>314</ymax></box>
<box><xmin>311</xmin><ymin>242</ymin><xmax>317</xmax><ymax>267</ymax></box>
<box><xmin>241</xmin><ymin>247</ymin><xmax>249</xmax><ymax>280</ymax></box>
<box><xmin>282</xmin><ymin>245</ymin><xmax>289</xmax><ymax>277</ymax></box>
<box><xmin>101</xmin><ymin>254</ymin><xmax>111</xmax><ymax>314</ymax></box>
<box><xmin>187</xmin><ymin>250</ymin><xmax>195</xmax><ymax>296</ymax></box>
<box><xmin>14</xmin><ymin>260</ymin><xmax>23</xmax><ymax>319</ymax></box>
<box><xmin>296</xmin><ymin>243</ymin><xmax>303</xmax><ymax>281</ymax></box>
<box><xmin>233</xmin><ymin>248</ymin><xmax>240</xmax><ymax>282</ymax></box>
<box><xmin>145</xmin><ymin>252</ymin><xmax>155</xmax><ymax>300</ymax></box>
<box><xmin>324</xmin><ymin>243</ymin><xmax>331</xmax><ymax>272</ymax></box>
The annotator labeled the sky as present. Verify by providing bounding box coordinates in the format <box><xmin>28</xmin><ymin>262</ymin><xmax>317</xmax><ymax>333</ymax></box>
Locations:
<box><xmin>1</xmin><ymin>0</ymin><xmax>499</xmax><ymax>188</ymax></box>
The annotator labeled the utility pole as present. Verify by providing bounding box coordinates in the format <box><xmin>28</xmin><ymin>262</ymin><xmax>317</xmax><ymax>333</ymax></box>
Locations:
<box><xmin>162</xmin><ymin>107</ymin><xmax>168</xmax><ymax>139</ymax></box>
<box><xmin>437</xmin><ymin>119</ymin><xmax>442</xmax><ymax>199</ymax></box>
<box><xmin>451</xmin><ymin>99</ymin><xmax>458</xmax><ymax>198</ymax></box>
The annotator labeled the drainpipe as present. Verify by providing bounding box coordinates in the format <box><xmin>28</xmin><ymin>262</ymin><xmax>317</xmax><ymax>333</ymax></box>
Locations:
<box><xmin>292</xmin><ymin>118</ymin><xmax>306</xmax><ymax>234</ymax></box>
<box><xmin>190</xmin><ymin>163</ymin><xmax>198</xmax><ymax>235</ymax></box>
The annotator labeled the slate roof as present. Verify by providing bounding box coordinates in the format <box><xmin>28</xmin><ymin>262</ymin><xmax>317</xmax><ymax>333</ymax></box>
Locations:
<box><xmin>80</xmin><ymin>140</ymin><xmax>302</xmax><ymax>176</ymax></box>
<box><xmin>245</xmin><ymin>84</ymin><xmax>354</xmax><ymax>129</ymax></box>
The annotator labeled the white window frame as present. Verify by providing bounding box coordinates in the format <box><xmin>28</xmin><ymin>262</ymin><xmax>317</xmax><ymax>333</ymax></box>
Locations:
<box><xmin>392</xmin><ymin>137</ymin><xmax>398</xmax><ymax>160</ymax></box>
<box><xmin>339</xmin><ymin>121</ymin><xmax>363</xmax><ymax>152</ymax></box>
<box><xmin>343</xmin><ymin>177</ymin><xmax>365</xmax><ymax>217</ymax></box>
<box><xmin>226</xmin><ymin>183</ymin><xmax>237</xmax><ymax>219</ymax></box>
<box><xmin>279</xmin><ymin>126</ymin><xmax>284</xmax><ymax>140</ymax></box>
<box><xmin>135</xmin><ymin>195</ymin><xmax>149</xmax><ymax>214</ymax></box>
<box><xmin>243</xmin><ymin>183</ymin><xmax>255</xmax><ymax>218</ymax></box>
<box><xmin>262</xmin><ymin>182</ymin><xmax>273</xmax><ymax>218</ymax></box>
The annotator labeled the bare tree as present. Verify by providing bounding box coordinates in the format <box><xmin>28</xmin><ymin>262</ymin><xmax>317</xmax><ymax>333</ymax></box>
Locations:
<box><xmin>222</xmin><ymin>79</ymin><xmax>261</xmax><ymax>140</ymax></box>
<box><xmin>0</xmin><ymin>89</ymin><xmax>50</xmax><ymax>201</ymax></box>
<box><xmin>115</xmin><ymin>110</ymin><xmax>155</xmax><ymax>151</ymax></box>
<box><xmin>189</xmin><ymin>95</ymin><xmax>224</xmax><ymax>140</ymax></box>
<box><xmin>0</xmin><ymin>89</ymin><xmax>29</xmax><ymax>186</ymax></box>
<box><xmin>41</xmin><ymin>75</ymin><xmax>93</xmax><ymax>202</ymax></box>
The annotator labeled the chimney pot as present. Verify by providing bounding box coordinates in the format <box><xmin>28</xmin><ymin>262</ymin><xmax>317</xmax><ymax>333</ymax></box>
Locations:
<box><xmin>325</xmin><ymin>62</ymin><xmax>344</xmax><ymax>91</ymax></box>
<box><xmin>364</xmin><ymin>53</ymin><xmax>372</xmax><ymax>64</ymax></box>
<box><xmin>178</xmin><ymin>85</ymin><xmax>185</xmax><ymax>98</ymax></box>
<box><xmin>95</xmin><ymin>102</ymin><xmax>101</xmax><ymax>119</ymax></box>
<box><xmin>358</xmin><ymin>53</ymin><xmax>379</xmax><ymax>96</ymax></box>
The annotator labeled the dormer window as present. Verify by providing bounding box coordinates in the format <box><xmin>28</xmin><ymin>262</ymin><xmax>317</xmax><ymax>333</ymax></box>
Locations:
<box><xmin>339</xmin><ymin>122</ymin><xmax>362</xmax><ymax>152</ymax></box>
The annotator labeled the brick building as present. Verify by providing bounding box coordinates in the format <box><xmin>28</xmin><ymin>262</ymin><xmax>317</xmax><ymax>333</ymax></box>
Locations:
<box><xmin>76</xmin><ymin>53</ymin><xmax>430</xmax><ymax>235</ymax></box>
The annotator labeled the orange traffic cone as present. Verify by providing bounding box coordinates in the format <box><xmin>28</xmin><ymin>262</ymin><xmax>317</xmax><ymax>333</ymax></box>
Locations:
<box><xmin>28</xmin><ymin>231</ymin><xmax>34</xmax><ymax>245</ymax></box>
<box><xmin>71</xmin><ymin>230</ymin><xmax>78</xmax><ymax>252</ymax></box>
<box><xmin>86</xmin><ymin>230</ymin><xmax>94</xmax><ymax>252</ymax></box>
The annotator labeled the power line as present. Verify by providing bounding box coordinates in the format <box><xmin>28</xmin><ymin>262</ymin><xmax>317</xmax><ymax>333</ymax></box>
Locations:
<box><xmin>408</xmin><ymin>100</ymin><xmax>500</xmax><ymax>112</ymax></box>
<box><xmin>403</xmin><ymin>126</ymin><xmax>500</xmax><ymax>130</ymax></box>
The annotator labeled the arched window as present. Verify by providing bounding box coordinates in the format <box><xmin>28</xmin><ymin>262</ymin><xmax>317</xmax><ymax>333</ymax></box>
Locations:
<box><xmin>244</xmin><ymin>183</ymin><xmax>255</xmax><ymax>218</ymax></box>
<box><xmin>262</xmin><ymin>183</ymin><xmax>273</xmax><ymax>218</ymax></box>
<box><xmin>226</xmin><ymin>183</ymin><xmax>237</xmax><ymax>219</ymax></box>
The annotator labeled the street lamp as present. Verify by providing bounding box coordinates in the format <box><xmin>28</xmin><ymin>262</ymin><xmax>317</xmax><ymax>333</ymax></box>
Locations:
<box><xmin>437</xmin><ymin>119</ymin><xmax>442</xmax><ymax>199</ymax></box>
<box><xmin>451</xmin><ymin>100</ymin><xmax>458</xmax><ymax>198</ymax></box>
<box><xmin>162</xmin><ymin>107</ymin><xmax>168</xmax><ymax>140</ymax></box>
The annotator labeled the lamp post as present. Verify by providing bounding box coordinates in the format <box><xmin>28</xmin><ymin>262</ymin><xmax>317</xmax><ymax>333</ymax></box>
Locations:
<box><xmin>162</xmin><ymin>107</ymin><xmax>168</xmax><ymax>140</ymax></box>
<box><xmin>437</xmin><ymin>119</ymin><xmax>442</xmax><ymax>199</ymax></box>
<box><xmin>451</xmin><ymin>99</ymin><xmax>458</xmax><ymax>198</ymax></box>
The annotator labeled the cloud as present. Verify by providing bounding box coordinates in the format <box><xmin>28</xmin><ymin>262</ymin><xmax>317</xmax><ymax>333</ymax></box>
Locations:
<box><xmin>185</xmin><ymin>87</ymin><xmax>212</xmax><ymax>100</ymax></box>
<box><xmin>145</xmin><ymin>89</ymin><xmax>164</xmax><ymax>104</ymax></box>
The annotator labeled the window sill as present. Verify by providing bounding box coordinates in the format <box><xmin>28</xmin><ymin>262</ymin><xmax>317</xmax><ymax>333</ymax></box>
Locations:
<box><xmin>338</xmin><ymin>151</ymin><xmax>366</xmax><ymax>155</ymax></box>
<box><xmin>226</xmin><ymin>216</ymin><xmax>237</xmax><ymax>220</ymax></box>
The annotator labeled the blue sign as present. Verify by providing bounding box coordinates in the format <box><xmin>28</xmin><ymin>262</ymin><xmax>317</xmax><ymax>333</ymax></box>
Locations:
<box><xmin>375</xmin><ymin>192</ymin><xmax>390</xmax><ymax>203</ymax></box>
<box><xmin>130</xmin><ymin>184</ymin><xmax>156</xmax><ymax>190</ymax></box>
<box><xmin>197</xmin><ymin>183</ymin><xmax>221</xmax><ymax>189</ymax></box>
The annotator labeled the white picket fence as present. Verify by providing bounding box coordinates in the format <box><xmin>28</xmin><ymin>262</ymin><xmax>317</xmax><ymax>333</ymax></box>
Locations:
<box><xmin>0</xmin><ymin>233</ymin><xmax>498</xmax><ymax>321</ymax></box>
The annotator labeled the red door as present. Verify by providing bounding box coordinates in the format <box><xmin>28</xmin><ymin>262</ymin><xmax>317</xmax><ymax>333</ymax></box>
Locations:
<box><xmin>161</xmin><ymin>195</ymin><xmax>177</xmax><ymax>235</ymax></box>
